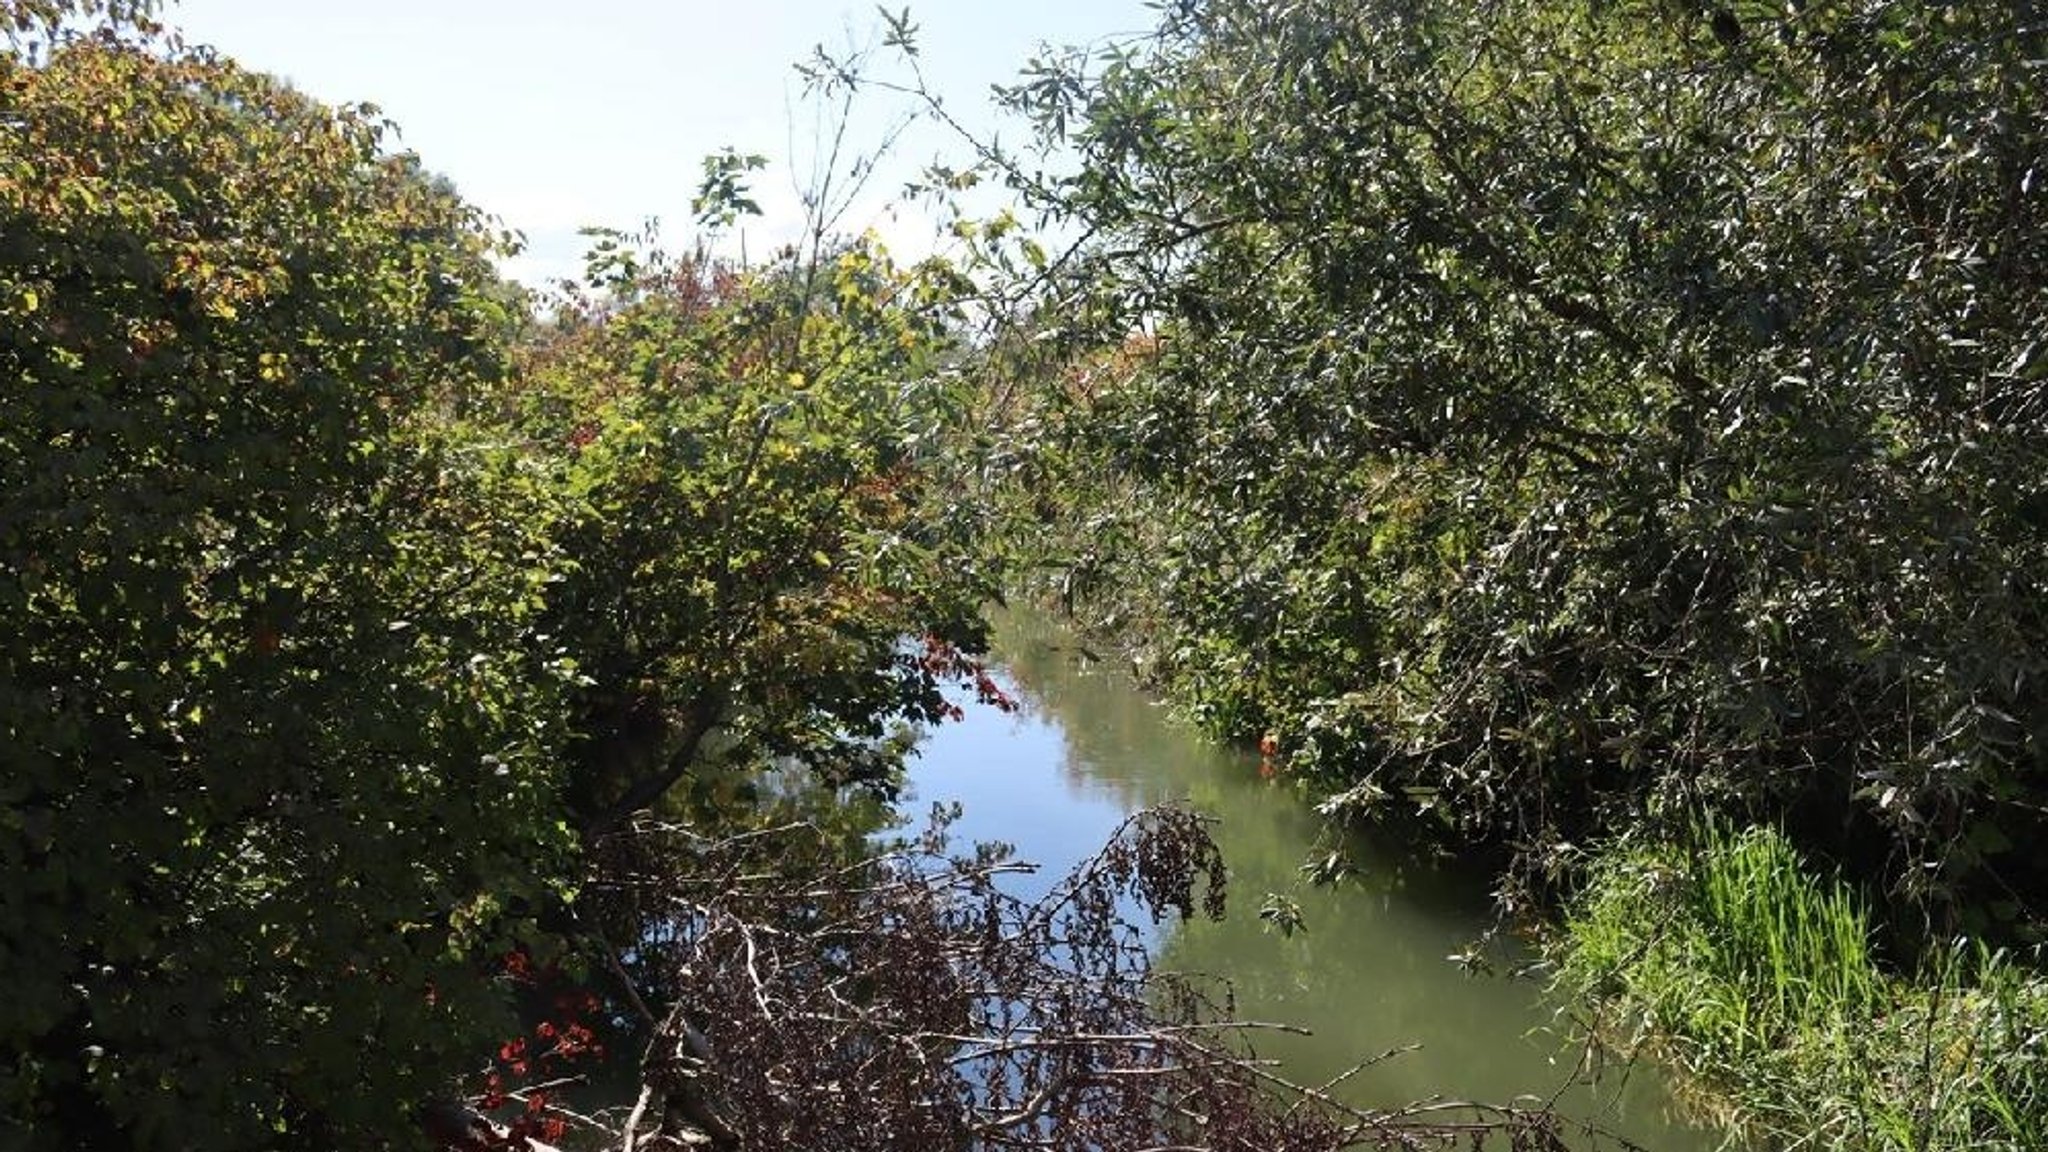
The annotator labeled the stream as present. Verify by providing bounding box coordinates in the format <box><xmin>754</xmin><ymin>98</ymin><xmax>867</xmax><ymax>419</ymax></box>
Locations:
<box><xmin>902</xmin><ymin>609</ymin><xmax>1722</xmax><ymax>1151</ymax></box>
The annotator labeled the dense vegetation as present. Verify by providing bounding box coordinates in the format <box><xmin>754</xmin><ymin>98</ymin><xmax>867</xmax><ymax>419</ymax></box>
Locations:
<box><xmin>962</xmin><ymin>0</ymin><xmax>2046</xmax><ymax>1144</ymax></box>
<box><xmin>0</xmin><ymin>4</ymin><xmax>1557</xmax><ymax>1150</ymax></box>
<box><xmin>1560</xmin><ymin>825</ymin><xmax>2046</xmax><ymax>1148</ymax></box>
<box><xmin>0</xmin><ymin>5</ymin><xmax>1003</xmax><ymax>1146</ymax></box>
<box><xmin>983</xmin><ymin>0</ymin><xmax>2045</xmax><ymax>932</ymax></box>
<box><xmin>3</xmin><ymin>13</ymin><xmax>571</xmax><ymax>1142</ymax></box>
<box><xmin>8</xmin><ymin>0</ymin><xmax>2046</xmax><ymax>1146</ymax></box>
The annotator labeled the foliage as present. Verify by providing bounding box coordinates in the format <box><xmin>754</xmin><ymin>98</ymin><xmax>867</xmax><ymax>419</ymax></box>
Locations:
<box><xmin>1</xmin><ymin>6</ymin><xmax>575</xmax><ymax>1146</ymax></box>
<box><xmin>0</xmin><ymin>3</ymin><xmax>1005</xmax><ymax>1146</ymax></box>
<box><xmin>1</xmin><ymin>0</ymin><xmax>155</xmax><ymax>52</ymax></box>
<box><xmin>497</xmin><ymin>235</ymin><xmax>998</xmax><ymax>838</ymax></box>
<box><xmin>982</xmin><ymin>0</ymin><xmax>2048</xmax><ymax>933</ymax></box>
<box><xmin>28</xmin><ymin>0</ymin><xmax>2048</xmax><ymax>1142</ymax></box>
<box><xmin>1558</xmin><ymin>824</ymin><xmax>2048</xmax><ymax>1150</ymax></box>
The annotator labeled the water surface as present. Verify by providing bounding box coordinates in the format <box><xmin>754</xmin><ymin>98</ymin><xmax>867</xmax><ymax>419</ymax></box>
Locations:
<box><xmin>904</xmin><ymin>609</ymin><xmax>1719</xmax><ymax>1151</ymax></box>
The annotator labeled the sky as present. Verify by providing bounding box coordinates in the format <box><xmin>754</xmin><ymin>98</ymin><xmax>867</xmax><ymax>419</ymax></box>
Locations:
<box><xmin>161</xmin><ymin>0</ymin><xmax>1159</xmax><ymax>285</ymax></box>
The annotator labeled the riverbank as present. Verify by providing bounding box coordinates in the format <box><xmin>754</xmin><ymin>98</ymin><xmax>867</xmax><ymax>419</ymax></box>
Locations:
<box><xmin>996</xmin><ymin>594</ymin><xmax>2048</xmax><ymax>1150</ymax></box>
<box><xmin>962</xmin><ymin>1</ymin><xmax>2048</xmax><ymax>1142</ymax></box>
<box><xmin>1556</xmin><ymin>825</ymin><xmax>2048</xmax><ymax>1151</ymax></box>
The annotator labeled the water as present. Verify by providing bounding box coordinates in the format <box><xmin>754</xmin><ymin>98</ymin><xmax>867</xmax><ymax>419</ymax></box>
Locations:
<box><xmin>903</xmin><ymin>609</ymin><xmax>1721</xmax><ymax>1151</ymax></box>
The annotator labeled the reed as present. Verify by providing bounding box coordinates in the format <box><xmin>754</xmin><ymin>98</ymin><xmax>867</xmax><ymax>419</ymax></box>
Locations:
<box><xmin>1558</xmin><ymin>824</ymin><xmax>2046</xmax><ymax>1150</ymax></box>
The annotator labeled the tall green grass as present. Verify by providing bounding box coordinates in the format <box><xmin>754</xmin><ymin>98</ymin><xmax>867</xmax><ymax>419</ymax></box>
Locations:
<box><xmin>1557</xmin><ymin>824</ymin><xmax>2046</xmax><ymax>1150</ymax></box>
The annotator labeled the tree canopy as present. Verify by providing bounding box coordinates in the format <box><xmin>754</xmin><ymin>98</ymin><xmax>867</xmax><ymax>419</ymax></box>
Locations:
<box><xmin>989</xmin><ymin>0</ymin><xmax>2047</xmax><ymax>934</ymax></box>
<box><xmin>2</xmin><ymin>12</ymin><xmax>576</xmax><ymax>1143</ymax></box>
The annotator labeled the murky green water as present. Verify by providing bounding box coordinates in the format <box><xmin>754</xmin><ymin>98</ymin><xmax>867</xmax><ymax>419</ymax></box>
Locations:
<box><xmin>903</xmin><ymin>609</ymin><xmax>1721</xmax><ymax>1151</ymax></box>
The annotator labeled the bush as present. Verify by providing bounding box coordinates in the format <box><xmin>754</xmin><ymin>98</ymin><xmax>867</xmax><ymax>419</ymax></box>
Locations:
<box><xmin>1</xmin><ymin>8</ymin><xmax>572</xmax><ymax>1145</ymax></box>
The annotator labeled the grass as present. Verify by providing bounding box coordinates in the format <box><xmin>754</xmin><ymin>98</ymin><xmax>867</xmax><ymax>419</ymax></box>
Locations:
<box><xmin>1556</xmin><ymin>823</ymin><xmax>2047</xmax><ymax>1150</ymax></box>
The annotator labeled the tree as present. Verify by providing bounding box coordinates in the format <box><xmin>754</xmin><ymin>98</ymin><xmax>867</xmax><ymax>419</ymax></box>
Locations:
<box><xmin>1</xmin><ymin>8</ymin><xmax>576</xmax><ymax>1144</ymax></box>
<box><xmin>0</xmin><ymin>7</ymin><xmax>1021</xmax><ymax>1143</ymax></box>
<box><xmin>494</xmin><ymin>228</ymin><xmax>1002</xmax><ymax>827</ymax></box>
<box><xmin>987</xmin><ymin>0</ymin><xmax>2047</xmax><ymax>931</ymax></box>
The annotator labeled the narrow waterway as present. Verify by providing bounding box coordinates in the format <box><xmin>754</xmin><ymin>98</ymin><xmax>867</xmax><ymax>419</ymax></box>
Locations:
<box><xmin>903</xmin><ymin>609</ymin><xmax>1721</xmax><ymax>1151</ymax></box>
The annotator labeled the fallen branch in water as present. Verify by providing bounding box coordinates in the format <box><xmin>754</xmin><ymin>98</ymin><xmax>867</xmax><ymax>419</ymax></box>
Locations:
<box><xmin>466</xmin><ymin>805</ymin><xmax>1625</xmax><ymax>1151</ymax></box>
